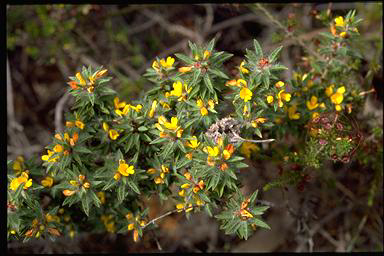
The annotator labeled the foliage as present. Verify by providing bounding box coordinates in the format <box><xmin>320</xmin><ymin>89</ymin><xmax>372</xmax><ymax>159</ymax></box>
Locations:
<box><xmin>7</xmin><ymin>9</ymin><xmax>381</xmax><ymax>246</ymax></box>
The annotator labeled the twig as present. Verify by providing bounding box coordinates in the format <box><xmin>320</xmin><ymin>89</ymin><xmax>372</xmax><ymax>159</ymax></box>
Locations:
<box><xmin>7</xmin><ymin>56</ymin><xmax>23</xmax><ymax>132</ymax></box>
<box><xmin>255</xmin><ymin>4</ymin><xmax>326</xmax><ymax>63</ymax></box>
<box><xmin>54</xmin><ymin>92</ymin><xmax>71</xmax><ymax>133</ymax></box>
<box><xmin>142</xmin><ymin>9</ymin><xmax>203</xmax><ymax>44</ymax></box>
<box><xmin>141</xmin><ymin>209</ymin><xmax>179</xmax><ymax>230</ymax></box>
<box><xmin>358</xmin><ymin>88</ymin><xmax>375</xmax><ymax>96</ymax></box>
<box><xmin>347</xmin><ymin>214</ymin><xmax>368</xmax><ymax>252</ymax></box>
<box><xmin>209</xmin><ymin>13</ymin><xmax>266</xmax><ymax>35</ymax></box>
<box><xmin>202</xmin><ymin>4</ymin><xmax>214</xmax><ymax>36</ymax></box>
<box><xmin>319</xmin><ymin>227</ymin><xmax>340</xmax><ymax>248</ymax></box>
<box><xmin>126</xmin><ymin>19</ymin><xmax>157</xmax><ymax>36</ymax></box>
<box><xmin>309</xmin><ymin>204</ymin><xmax>352</xmax><ymax>237</ymax></box>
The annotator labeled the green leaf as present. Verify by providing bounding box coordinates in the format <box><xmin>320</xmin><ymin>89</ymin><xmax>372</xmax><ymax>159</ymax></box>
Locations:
<box><xmin>268</xmin><ymin>45</ymin><xmax>283</xmax><ymax>63</ymax></box>
<box><xmin>191</xmin><ymin>69</ymin><xmax>202</xmax><ymax>87</ymax></box>
<box><xmin>150</xmin><ymin>137</ymin><xmax>168</xmax><ymax>145</ymax></box>
<box><xmin>127</xmin><ymin>179</ymin><xmax>140</xmax><ymax>194</ymax></box>
<box><xmin>74</xmin><ymin>146</ymin><xmax>93</xmax><ymax>154</ymax></box>
<box><xmin>138</xmin><ymin>126</ymin><xmax>148</xmax><ymax>132</ymax></box>
<box><xmin>203</xmin><ymin>74</ymin><xmax>214</xmax><ymax>94</ymax></box>
<box><xmin>89</xmin><ymin>190</ymin><xmax>101</xmax><ymax>208</ymax></box>
<box><xmin>175</xmin><ymin>53</ymin><xmax>194</xmax><ymax>65</ymax></box>
<box><xmin>239</xmin><ymin>222</ymin><xmax>249</xmax><ymax>240</ymax></box>
<box><xmin>253</xmin><ymin>39</ymin><xmax>263</xmax><ymax>58</ymax></box>
<box><xmin>208</xmin><ymin>68</ymin><xmax>229</xmax><ymax>79</ymax></box>
<box><xmin>249</xmin><ymin>190</ymin><xmax>259</xmax><ymax>203</ymax></box>
<box><xmin>81</xmin><ymin>193</ymin><xmax>90</xmax><ymax>216</ymax></box>
<box><xmin>254</xmin><ymin>128</ymin><xmax>262</xmax><ymax>138</ymax></box>
<box><xmin>88</xmin><ymin>93</ymin><xmax>95</xmax><ymax>107</ymax></box>
<box><xmin>207</xmin><ymin>38</ymin><xmax>216</xmax><ymax>52</ymax></box>
<box><xmin>262</xmin><ymin>74</ymin><xmax>270</xmax><ymax>89</ymax></box>
<box><xmin>117</xmin><ymin>184</ymin><xmax>126</xmax><ymax>204</ymax></box>
<box><xmin>252</xmin><ymin>218</ymin><xmax>271</xmax><ymax>229</ymax></box>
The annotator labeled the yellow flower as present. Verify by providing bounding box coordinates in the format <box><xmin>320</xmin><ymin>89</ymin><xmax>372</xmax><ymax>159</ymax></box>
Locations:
<box><xmin>41</xmin><ymin>176</ymin><xmax>54</xmax><ymax>188</ymax></box>
<box><xmin>340</xmin><ymin>32</ymin><xmax>348</xmax><ymax>38</ymax></box>
<box><xmin>335</xmin><ymin>104</ymin><xmax>342</xmax><ymax>111</ymax></box>
<box><xmin>243</xmin><ymin>105</ymin><xmax>250</xmax><ymax>117</ymax></box>
<box><xmin>170</xmin><ymin>81</ymin><xmax>190</xmax><ymax>101</ymax></box>
<box><xmin>288</xmin><ymin>105</ymin><xmax>300</xmax><ymax>120</ymax></box>
<box><xmin>319</xmin><ymin>103</ymin><xmax>326</xmax><ymax>109</ymax></box>
<box><xmin>114</xmin><ymin>172</ymin><xmax>121</xmax><ymax>181</ymax></box>
<box><xmin>10</xmin><ymin>172</ymin><xmax>32</xmax><ymax>191</ymax></box>
<box><xmin>13</xmin><ymin>156</ymin><xmax>24</xmax><ymax>173</ymax></box>
<box><xmin>240</xmin><ymin>87</ymin><xmax>252</xmax><ymax>102</ymax></box>
<box><xmin>103</xmin><ymin>122</ymin><xmax>109</xmax><ymax>132</ymax></box>
<box><xmin>325</xmin><ymin>84</ymin><xmax>334</xmax><ymax>97</ymax></box>
<box><xmin>176</xmin><ymin>128</ymin><xmax>183</xmax><ymax>138</ymax></box>
<box><xmin>90</xmin><ymin>69</ymin><xmax>108</xmax><ymax>84</ymax></box>
<box><xmin>330</xmin><ymin>87</ymin><xmax>345</xmax><ymax>105</ymax></box>
<box><xmin>335</xmin><ymin>16</ymin><xmax>345</xmax><ymax>27</ymax></box>
<box><xmin>275</xmin><ymin>81</ymin><xmax>284</xmax><ymax>88</ymax></box>
<box><xmin>41</xmin><ymin>150</ymin><xmax>59</xmax><ymax>162</ymax></box>
<box><xmin>164</xmin><ymin>117</ymin><xmax>179</xmax><ymax>131</ymax></box>
<box><xmin>160</xmin><ymin>56</ymin><xmax>175</xmax><ymax>69</ymax></box>
<box><xmin>239</xmin><ymin>60</ymin><xmax>249</xmax><ymax>74</ymax></box>
<box><xmin>152</xmin><ymin>60</ymin><xmax>160</xmax><ymax>72</ymax></box>
<box><xmin>75</xmin><ymin>120</ymin><xmax>85</xmax><ymax>129</ymax></box>
<box><xmin>203</xmin><ymin>50</ymin><xmax>211</xmax><ymax>59</ymax></box>
<box><xmin>53</xmin><ymin>144</ymin><xmax>63</xmax><ymax>153</ymax></box>
<box><xmin>312</xmin><ymin>112</ymin><xmax>320</xmax><ymax>119</ymax></box>
<box><xmin>130</xmin><ymin>104</ymin><xmax>142</xmax><ymax>113</ymax></box>
<box><xmin>179</xmin><ymin>66</ymin><xmax>193</xmax><ymax>73</ymax></box>
<box><xmin>306</xmin><ymin>96</ymin><xmax>319</xmax><ymax>110</ymax></box>
<box><xmin>237</xmin><ymin>79</ymin><xmax>247</xmax><ymax>87</ymax></box>
<box><xmin>76</xmin><ymin>72</ymin><xmax>86</xmax><ymax>86</ymax></box>
<box><xmin>251</xmin><ymin>117</ymin><xmax>267</xmax><ymax>128</ymax></box>
<box><xmin>207</xmin><ymin>146</ymin><xmax>219</xmax><ymax>157</ymax></box>
<box><xmin>225</xmin><ymin>79</ymin><xmax>237</xmax><ymax>87</ymax></box>
<box><xmin>109</xmin><ymin>129</ymin><xmax>119</xmax><ymax>140</ymax></box>
<box><xmin>148</xmin><ymin>100</ymin><xmax>158</xmax><ymax>118</ymax></box>
<box><xmin>97</xmin><ymin>192</ymin><xmax>106</xmax><ymax>204</ymax></box>
<box><xmin>118</xmin><ymin>160</ymin><xmax>135</xmax><ymax>176</ymax></box>
<box><xmin>63</xmin><ymin>189</ymin><xmax>76</xmax><ymax>197</ymax></box>
<box><xmin>240</xmin><ymin>142</ymin><xmax>259</xmax><ymax>158</ymax></box>
<box><xmin>277</xmin><ymin>90</ymin><xmax>291</xmax><ymax>107</ymax></box>
<box><xmin>266</xmin><ymin>95</ymin><xmax>274</xmax><ymax>104</ymax></box>
<box><xmin>128</xmin><ymin>223</ymin><xmax>135</xmax><ymax>231</ymax></box>
<box><xmin>186</xmin><ymin>136</ymin><xmax>200</xmax><ymax>149</ymax></box>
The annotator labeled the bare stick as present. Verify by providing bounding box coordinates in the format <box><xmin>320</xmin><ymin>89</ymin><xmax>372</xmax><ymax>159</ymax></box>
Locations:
<box><xmin>347</xmin><ymin>214</ymin><xmax>368</xmax><ymax>252</ymax></box>
<box><xmin>141</xmin><ymin>209</ymin><xmax>179</xmax><ymax>230</ymax></box>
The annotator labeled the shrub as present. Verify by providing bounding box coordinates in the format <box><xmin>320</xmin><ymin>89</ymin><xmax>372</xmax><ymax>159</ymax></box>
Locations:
<box><xmin>7</xmin><ymin>9</ymin><xmax>378</xmax><ymax>245</ymax></box>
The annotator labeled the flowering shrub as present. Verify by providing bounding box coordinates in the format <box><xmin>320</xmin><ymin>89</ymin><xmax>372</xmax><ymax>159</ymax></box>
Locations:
<box><xmin>7</xmin><ymin>10</ymin><xmax>375</xmax><ymax>244</ymax></box>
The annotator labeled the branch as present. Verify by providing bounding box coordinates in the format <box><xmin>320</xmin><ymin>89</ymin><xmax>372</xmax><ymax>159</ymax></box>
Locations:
<box><xmin>141</xmin><ymin>208</ymin><xmax>179</xmax><ymax>230</ymax></box>
<box><xmin>141</xmin><ymin>9</ymin><xmax>203</xmax><ymax>44</ymax></box>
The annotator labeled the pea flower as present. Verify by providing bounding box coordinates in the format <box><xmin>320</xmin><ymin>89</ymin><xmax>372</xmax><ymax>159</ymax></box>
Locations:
<box><xmin>335</xmin><ymin>16</ymin><xmax>345</xmax><ymax>27</ymax></box>
<box><xmin>330</xmin><ymin>86</ymin><xmax>345</xmax><ymax>105</ymax></box>
<box><xmin>41</xmin><ymin>176</ymin><xmax>54</xmax><ymax>188</ymax></box>
<box><xmin>239</xmin><ymin>60</ymin><xmax>249</xmax><ymax>74</ymax></box>
<box><xmin>148</xmin><ymin>100</ymin><xmax>158</xmax><ymax>118</ymax></box>
<box><xmin>251</xmin><ymin>117</ymin><xmax>267</xmax><ymax>128</ymax></box>
<box><xmin>186</xmin><ymin>136</ymin><xmax>200</xmax><ymax>149</ymax></box>
<box><xmin>277</xmin><ymin>89</ymin><xmax>291</xmax><ymax>107</ymax></box>
<box><xmin>117</xmin><ymin>159</ymin><xmax>135</xmax><ymax>176</ymax></box>
<box><xmin>306</xmin><ymin>96</ymin><xmax>319</xmax><ymax>110</ymax></box>
<box><xmin>159</xmin><ymin>56</ymin><xmax>175</xmax><ymax>69</ymax></box>
<box><xmin>9</xmin><ymin>171</ymin><xmax>32</xmax><ymax>191</ymax></box>
<box><xmin>288</xmin><ymin>105</ymin><xmax>300</xmax><ymax>120</ymax></box>
<box><xmin>170</xmin><ymin>81</ymin><xmax>191</xmax><ymax>101</ymax></box>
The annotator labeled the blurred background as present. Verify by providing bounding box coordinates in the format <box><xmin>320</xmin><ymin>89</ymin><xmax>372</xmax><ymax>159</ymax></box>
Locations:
<box><xmin>7</xmin><ymin>3</ymin><xmax>383</xmax><ymax>253</ymax></box>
